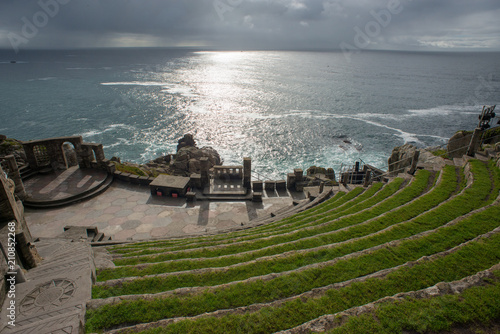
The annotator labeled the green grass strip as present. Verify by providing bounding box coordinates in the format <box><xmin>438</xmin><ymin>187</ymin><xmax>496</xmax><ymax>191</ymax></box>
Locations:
<box><xmin>329</xmin><ymin>274</ymin><xmax>500</xmax><ymax>334</ymax></box>
<box><xmin>86</xmin><ymin>217</ymin><xmax>500</xmax><ymax>333</ymax></box>
<box><xmin>254</xmin><ymin>182</ymin><xmax>387</xmax><ymax>239</ymax></box>
<box><xmin>90</xmin><ymin>176</ymin><xmax>497</xmax><ymax>325</ymax></box>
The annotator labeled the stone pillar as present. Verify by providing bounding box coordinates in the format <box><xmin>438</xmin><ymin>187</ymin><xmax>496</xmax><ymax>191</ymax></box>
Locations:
<box><xmin>294</xmin><ymin>169</ymin><xmax>303</xmax><ymax>183</ymax></box>
<box><xmin>287</xmin><ymin>173</ymin><xmax>296</xmax><ymax>190</ymax></box>
<box><xmin>466</xmin><ymin>128</ymin><xmax>483</xmax><ymax>157</ymax></box>
<box><xmin>363</xmin><ymin>169</ymin><xmax>372</xmax><ymax>187</ymax></box>
<box><xmin>22</xmin><ymin>144</ymin><xmax>38</xmax><ymax>169</ymax></box>
<box><xmin>326</xmin><ymin>168</ymin><xmax>335</xmax><ymax>181</ymax></box>
<box><xmin>200</xmin><ymin>157</ymin><xmax>210</xmax><ymax>187</ymax></box>
<box><xmin>3</xmin><ymin>155</ymin><xmax>26</xmax><ymax>200</ymax></box>
<box><xmin>243</xmin><ymin>157</ymin><xmax>251</xmax><ymax>188</ymax></box>
<box><xmin>93</xmin><ymin>144</ymin><xmax>106</xmax><ymax>162</ymax></box>
<box><xmin>79</xmin><ymin>145</ymin><xmax>94</xmax><ymax>169</ymax></box>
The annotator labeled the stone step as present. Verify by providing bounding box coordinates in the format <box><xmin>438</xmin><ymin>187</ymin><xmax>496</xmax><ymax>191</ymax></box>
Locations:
<box><xmin>4</xmin><ymin>308</ymin><xmax>84</xmax><ymax>334</ymax></box>
<box><xmin>93</xmin><ymin>232</ymin><xmax>105</xmax><ymax>242</ymax></box>
<box><xmin>453</xmin><ymin>157</ymin><xmax>465</xmax><ymax>167</ymax></box>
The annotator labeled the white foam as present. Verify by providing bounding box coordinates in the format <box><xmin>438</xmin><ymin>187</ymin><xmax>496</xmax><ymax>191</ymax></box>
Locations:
<box><xmin>103</xmin><ymin>138</ymin><xmax>131</xmax><ymax>149</ymax></box>
<box><xmin>79</xmin><ymin>124</ymin><xmax>136</xmax><ymax>138</ymax></box>
<box><xmin>355</xmin><ymin>112</ymin><xmax>405</xmax><ymax>121</ymax></box>
<box><xmin>337</xmin><ymin>115</ymin><xmax>447</xmax><ymax>145</ymax></box>
<box><xmin>101</xmin><ymin>81</ymin><xmax>167</xmax><ymax>86</ymax></box>
<box><xmin>407</xmin><ymin>104</ymin><xmax>482</xmax><ymax>116</ymax></box>
<box><xmin>27</xmin><ymin>77</ymin><xmax>56</xmax><ymax>82</ymax></box>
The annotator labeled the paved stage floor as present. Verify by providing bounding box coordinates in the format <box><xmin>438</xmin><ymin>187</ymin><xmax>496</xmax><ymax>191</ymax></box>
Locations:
<box><xmin>25</xmin><ymin>179</ymin><xmax>296</xmax><ymax>241</ymax></box>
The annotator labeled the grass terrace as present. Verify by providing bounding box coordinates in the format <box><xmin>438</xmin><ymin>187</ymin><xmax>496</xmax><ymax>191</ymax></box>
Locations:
<box><xmin>86</xmin><ymin>158</ymin><xmax>500</xmax><ymax>334</ymax></box>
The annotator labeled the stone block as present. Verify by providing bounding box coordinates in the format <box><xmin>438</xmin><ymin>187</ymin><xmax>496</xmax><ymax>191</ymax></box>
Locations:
<box><xmin>129</xmin><ymin>174</ymin><xmax>140</xmax><ymax>184</ymax></box>
<box><xmin>265</xmin><ymin>181</ymin><xmax>276</xmax><ymax>191</ymax></box>
<box><xmin>294</xmin><ymin>169</ymin><xmax>303</xmax><ymax>182</ymax></box>
<box><xmin>190</xmin><ymin>173</ymin><xmax>202</xmax><ymax>188</ymax></box>
<box><xmin>275</xmin><ymin>180</ymin><xmax>286</xmax><ymax>190</ymax></box>
<box><xmin>186</xmin><ymin>191</ymin><xmax>196</xmax><ymax>202</ymax></box>
<box><xmin>252</xmin><ymin>180</ymin><xmax>263</xmax><ymax>192</ymax></box>
<box><xmin>119</xmin><ymin>172</ymin><xmax>131</xmax><ymax>182</ymax></box>
<box><xmin>252</xmin><ymin>192</ymin><xmax>262</xmax><ymax>202</ymax></box>
<box><xmin>295</xmin><ymin>183</ymin><xmax>304</xmax><ymax>192</ymax></box>
<box><xmin>139</xmin><ymin>176</ymin><xmax>150</xmax><ymax>185</ymax></box>
<box><xmin>287</xmin><ymin>173</ymin><xmax>296</xmax><ymax>189</ymax></box>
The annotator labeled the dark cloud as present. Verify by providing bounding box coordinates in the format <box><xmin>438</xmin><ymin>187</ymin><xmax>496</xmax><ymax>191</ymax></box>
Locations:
<box><xmin>1</xmin><ymin>0</ymin><xmax>499</xmax><ymax>51</ymax></box>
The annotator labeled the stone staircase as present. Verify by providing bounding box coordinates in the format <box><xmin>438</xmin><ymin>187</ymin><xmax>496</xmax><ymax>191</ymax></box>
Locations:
<box><xmin>0</xmin><ymin>238</ymin><xmax>96</xmax><ymax>334</ymax></box>
<box><xmin>19</xmin><ymin>165</ymin><xmax>38</xmax><ymax>181</ymax></box>
<box><xmin>59</xmin><ymin>226</ymin><xmax>112</xmax><ymax>243</ymax></box>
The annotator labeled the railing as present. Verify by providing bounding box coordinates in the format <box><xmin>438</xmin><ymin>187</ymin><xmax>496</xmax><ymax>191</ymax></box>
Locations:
<box><xmin>251</xmin><ymin>170</ymin><xmax>272</xmax><ymax>181</ymax></box>
<box><xmin>213</xmin><ymin>165</ymin><xmax>243</xmax><ymax>180</ymax></box>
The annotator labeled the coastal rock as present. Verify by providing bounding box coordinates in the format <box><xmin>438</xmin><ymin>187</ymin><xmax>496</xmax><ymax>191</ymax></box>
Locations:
<box><xmin>171</xmin><ymin>146</ymin><xmax>222</xmax><ymax>176</ymax></box>
<box><xmin>123</xmin><ymin>135</ymin><xmax>223</xmax><ymax>177</ymax></box>
<box><xmin>153</xmin><ymin>155</ymin><xmax>171</xmax><ymax>165</ymax></box>
<box><xmin>307</xmin><ymin>166</ymin><xmax>327</xmax><ymax>176</ymax></box>
<box><xmin>0</xmin><ymin>137</ymin><xmax>27</xmax><ymax>167</ymax></box>
<box><xmin>177</xmin><ymin>134</ymin><xmax>196</xmax><ymax>152</ymax></box>
<box><xmin>419</xmin><ymin>148</ymin><xmax>446</xmax><ymax>169</ymax></box>
<box><xmin>388</xmin><ymin>144</ymin><xmax>418</xmax><ymax>175</ymax></box>
<box><xmin>447</xmin><ymin>131</ymin><xmax>472</xmax><ymax>159</ymax></box>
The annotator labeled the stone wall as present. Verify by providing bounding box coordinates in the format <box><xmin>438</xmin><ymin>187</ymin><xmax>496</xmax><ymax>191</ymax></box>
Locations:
<box><xmin>22</xmin><ymin>136</ymin><xmax>107</xmax><ymax>171</ymax></box>
<box><xmin>0</xmin><ymin>165</ymin><xmax>40</xmax><ymax>307</ymax></box>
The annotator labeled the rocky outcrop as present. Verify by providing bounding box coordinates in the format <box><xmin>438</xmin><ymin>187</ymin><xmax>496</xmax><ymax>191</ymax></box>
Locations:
<box><xmin>0</xmin><ymin>136</ymin><xmax>27</xmax><ymax>166</ymax></box>
<box><xmin>171</xmin><ymin>146</ymin><xmax>222</xmax><ymax>175</ymax></box>
<box><xmin>447</xmin><ymin>131</ymin><xmax>472</xmax><ymax>159</ymax></box>
<box><xmin>306</xmin><ymin>166</ymin><xmax>335</xmax><ymax>181</ymax></box>
<box><xmin>177</xmin><ymin>134</ymin><xmax>196</xmax><ymax>151</ymax></box>
<box><xmin>388</xmin><ymin>144</ymin><xmax>418</xmax><ymax>175</ymax></box>
<box><xmin>141</xmin><ymin>134</ymin><xmax>222</xmax><ymax>177</ymax></box>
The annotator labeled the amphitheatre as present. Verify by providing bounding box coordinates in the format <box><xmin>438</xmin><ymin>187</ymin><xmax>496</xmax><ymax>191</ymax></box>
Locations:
<box><xmin>1</xmin><ymin>114</ymin><xmax>500</xmax><ymax>333</ymax></box>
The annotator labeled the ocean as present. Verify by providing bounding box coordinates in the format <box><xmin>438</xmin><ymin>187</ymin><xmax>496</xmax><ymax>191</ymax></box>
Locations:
<box><xmin>1</xmin><ymin>48</ymin><xmax>499</xmax><ymax>179</ymax></box>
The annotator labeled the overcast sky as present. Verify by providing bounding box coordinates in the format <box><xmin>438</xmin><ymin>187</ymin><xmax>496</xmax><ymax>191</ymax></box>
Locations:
<box><xmin>1</xmin><ymin>0</ymin><xmax>500</xmax><ymax>51</ymax></box>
